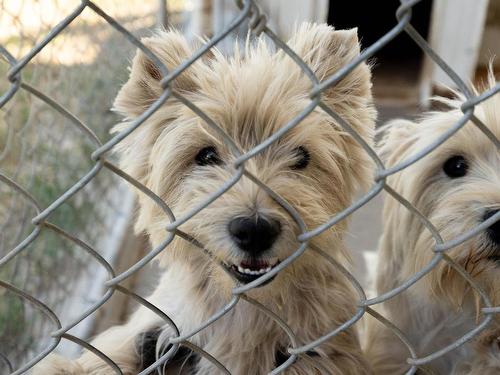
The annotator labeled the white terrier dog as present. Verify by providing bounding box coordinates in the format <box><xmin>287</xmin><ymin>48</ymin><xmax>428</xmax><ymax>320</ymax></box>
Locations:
<box><xmin>365</xmin><ymin>76</ymin><xmax>500</xmax><ymax>374</ymax></box>
<box><xmin>34</xmin><ymin>23</ymin><xmax>376</xmax><ymax>374</ymax></box>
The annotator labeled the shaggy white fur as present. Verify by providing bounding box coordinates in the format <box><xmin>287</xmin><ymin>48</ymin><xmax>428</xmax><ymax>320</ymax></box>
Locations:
<box><xmin>365</xmin><ymin>75</ymin><xmax>500</xmax><ymax>374</ymax></box>
<box><xmin>34</xmin><ymin>23</ymin><xmax>376</xmax><ymax>374</ymax></box>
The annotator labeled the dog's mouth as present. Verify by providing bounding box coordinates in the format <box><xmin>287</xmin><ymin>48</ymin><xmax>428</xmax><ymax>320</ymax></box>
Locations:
<box><xmin>229</xmin><ymin>257</ymin><xmax>280</xmax><ymax>286</ymax></box>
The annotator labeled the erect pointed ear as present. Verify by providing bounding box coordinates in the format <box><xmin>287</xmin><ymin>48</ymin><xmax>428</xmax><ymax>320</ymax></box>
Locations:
<box><xmin>113</xmin><ymin>30</ymin><xmax>201</xmax><ymax>118</ymax></box>
<box><xmin>287</xmin><ymin>23</ymin><xmax>372</xmax><ymax>105</ymax></box>
<box><xmin>377</xmin><ymin>119</ymin><xmax>419</xmax><ymax>164</ymax></box>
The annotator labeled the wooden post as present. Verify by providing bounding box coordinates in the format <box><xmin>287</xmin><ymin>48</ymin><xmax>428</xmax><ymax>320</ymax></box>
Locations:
<box><xmin>158</xmin><ymin>0</ymin><xmax>168</xmax><ymax>28</ymax></box>
<box><xmin>420</xmin><ymin>0</ymin><xmax>490</xmax><ymax>102</ymax></box>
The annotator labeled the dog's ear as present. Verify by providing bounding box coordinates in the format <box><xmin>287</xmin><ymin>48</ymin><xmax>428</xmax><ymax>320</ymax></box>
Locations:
<box><xmin>287</xmin><ymin>23</ymin><xmax>371</xmax><ymax>104</ymax></box>
<box><xmin>113</xmin><ymin>30</ymin><xmax>200</xmax><ymax>118</ymax></box>
<box><xmin>377</xmin><ymin>119</ymin><xmax>419</xmax><ymax>165</ymax></box>
<box><xmin>111</xmin><ymin>30</ymin><xmax>210</xmax><ymax>190</ymax></box>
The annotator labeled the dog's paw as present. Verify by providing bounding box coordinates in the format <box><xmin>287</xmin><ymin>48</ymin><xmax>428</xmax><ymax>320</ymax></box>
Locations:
<box><xmin>32</xmin><ymin>354</ymin><xmax>87</xmax><ymax>375</ymax></box>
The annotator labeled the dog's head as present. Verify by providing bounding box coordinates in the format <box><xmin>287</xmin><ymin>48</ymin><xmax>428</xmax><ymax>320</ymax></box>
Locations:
<box><xmin>112</xmin><ymin>24</ymin><xmax>375</xmax><ymax>296</ymax></box>
<box><xmin>378</xmin><ymin>76</ymin><xmax>500</xmax><ymax>307</ymax></box>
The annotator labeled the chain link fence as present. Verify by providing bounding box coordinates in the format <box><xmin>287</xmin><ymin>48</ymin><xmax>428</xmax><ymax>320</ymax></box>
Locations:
<box><xmin>0</xmin><ymin>0</ymin><xmax>499</xmax><ymax>374</ymax></box>
<box><xmin>0</xmin><ymin>0</ymin><xmax>175</xmax><ymax>368</ymax></box>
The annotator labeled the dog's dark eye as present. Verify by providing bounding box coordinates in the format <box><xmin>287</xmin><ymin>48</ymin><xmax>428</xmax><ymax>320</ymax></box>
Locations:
<box><xmin>443</xmin><ymin>155</ymin><xmax>468</xmax><ymax>178</ymax></box>
<box><xmin>292</xmin><ymin>146</ymin><xmax>310</xmax><ymax>169</ymax></box>
<box><xmin>195</xmin><ymin>146</ymin><xmax>222</xmax><ymax>166</ymax></box>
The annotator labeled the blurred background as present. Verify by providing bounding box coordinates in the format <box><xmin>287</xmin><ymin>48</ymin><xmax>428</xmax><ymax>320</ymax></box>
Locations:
<box><xmin>0</xmin><ymin>0</ymin><xmax>499</xmax><ymax>372</ymax></box>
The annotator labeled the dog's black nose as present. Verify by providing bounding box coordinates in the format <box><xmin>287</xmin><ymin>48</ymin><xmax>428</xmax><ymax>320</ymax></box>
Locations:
<box><xmin>484</xmin><ymin>209</ymin><xmax>500</xmax><ymax>245</ymax></box>
<box><xmin>228</xmin><ymin>216</ymin><xmax>281</xmax><ymax>254</ymax></box>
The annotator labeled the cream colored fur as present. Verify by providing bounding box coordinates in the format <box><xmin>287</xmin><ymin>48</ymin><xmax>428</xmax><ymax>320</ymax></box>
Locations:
<box><xmin>365</xmin><ymin>76</ymin><xmax>500</xmax><ymax>374</ymax></box>
<box><xmin>34</xmin><ymin>23</ymin><xmax>376</xmax><ymax>374</ymax></box>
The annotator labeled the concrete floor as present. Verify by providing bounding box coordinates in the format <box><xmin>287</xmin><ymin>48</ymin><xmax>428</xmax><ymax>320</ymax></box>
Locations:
<box><xmin>347</xmin><ymin>100</ymin><xmax>419</xmax><ymax>250</ymax></box>
<box><xmin>346</xmin><ymin>98</ymin><xmax>419</xmax><ymax>293</ymax></box>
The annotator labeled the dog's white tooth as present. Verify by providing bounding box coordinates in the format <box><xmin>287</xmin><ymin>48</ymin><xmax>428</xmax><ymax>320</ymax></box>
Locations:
<box><xmin>238</xmin><ymin>266</ymin><xmax>245</xmax><ymax>273</ymax></box>
<box><xmin>265</xmin><ymin>267</ymin><xmax>271</xmax><ymax>272</ymax></box>
<box><xmin>244</xmin><ymin>268</ymin><xmax>252</xmax><ymax>274</ymax></box>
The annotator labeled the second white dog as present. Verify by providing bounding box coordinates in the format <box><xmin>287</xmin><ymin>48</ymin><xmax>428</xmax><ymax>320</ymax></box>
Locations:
<box><xmin>365</xmin><ymin>75</ymin><xmax>500</xmax><ymax>374</ymax></box>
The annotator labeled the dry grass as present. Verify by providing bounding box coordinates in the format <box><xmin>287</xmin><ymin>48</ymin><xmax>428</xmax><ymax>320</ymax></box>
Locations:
<box><xmin>0</xmin><ymin>0</ymin><xmax>188</xmax><ymax>368</ymax></box>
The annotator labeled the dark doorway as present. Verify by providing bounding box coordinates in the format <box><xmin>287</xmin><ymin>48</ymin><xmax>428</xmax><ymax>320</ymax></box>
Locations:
<box><xmin>328</xmin><ymin>0</ymin><xmax>433</xmax><ymax>121</ymax></box>
<box><xmin>327</xmin><ymin>0</ymin><xmax>432</xmax><ymax>66</ymax></box>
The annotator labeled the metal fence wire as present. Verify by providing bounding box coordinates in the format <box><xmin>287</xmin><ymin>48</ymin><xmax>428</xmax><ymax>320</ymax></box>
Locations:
<box><xmin>0</xmin><ymin>0</ymin><xmax>499</xmax><ymax>374</ymax></box>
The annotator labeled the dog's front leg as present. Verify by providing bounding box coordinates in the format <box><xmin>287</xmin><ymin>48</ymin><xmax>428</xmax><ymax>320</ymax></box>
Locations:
<box><xmin>33</xmin><ymin>306</ymin><xmax>163</xmax><ymax>375</ymax></box>
<box><xmin>32</xmin><ymin>327</ymin><xmax>138</xmax><ymax>375</ymax></box>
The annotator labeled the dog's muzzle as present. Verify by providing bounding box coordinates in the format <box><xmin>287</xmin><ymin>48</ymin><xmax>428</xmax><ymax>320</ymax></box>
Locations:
<box><xmin>227</xmin><ymin>214</ymin><xmax>282</xmax><ymax>285</ymax></box>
